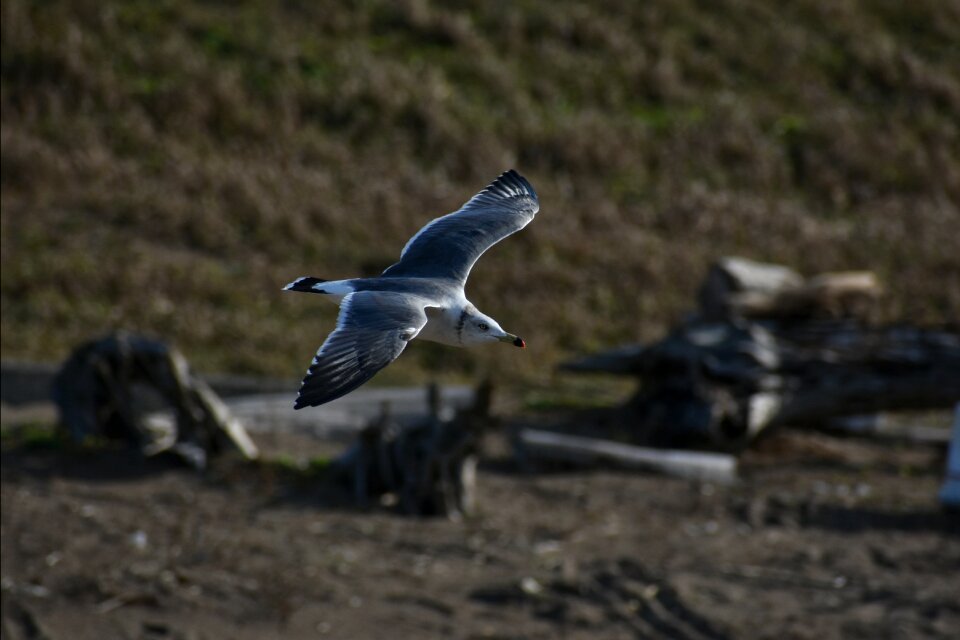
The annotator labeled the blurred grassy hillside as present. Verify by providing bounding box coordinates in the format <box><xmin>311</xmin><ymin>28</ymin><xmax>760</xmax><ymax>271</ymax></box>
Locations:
<box><xmin>2</xmin><ymin>0</ymin><xmax>959</xmax><ymax>387</ymax></box>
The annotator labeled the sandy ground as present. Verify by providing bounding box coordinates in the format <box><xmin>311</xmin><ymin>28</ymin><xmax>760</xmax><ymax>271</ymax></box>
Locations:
<box><xmin>2</xmin><ymin>424</ymin><xmax>958</xmax><ymax>640</ymax></box>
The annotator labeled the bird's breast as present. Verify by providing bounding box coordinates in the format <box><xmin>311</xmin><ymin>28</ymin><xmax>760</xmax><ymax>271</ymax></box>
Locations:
<box><xmin>417</xmin><ymin>307</ymin><xmax>465</xmax><ymax>346</ymax></box>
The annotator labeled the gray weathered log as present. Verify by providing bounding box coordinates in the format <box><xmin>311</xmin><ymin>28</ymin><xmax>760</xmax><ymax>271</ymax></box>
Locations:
<box><xmin>515</xmin><ymin>428</ymin><xmax>737</xmax><ymax>484</ymax></box>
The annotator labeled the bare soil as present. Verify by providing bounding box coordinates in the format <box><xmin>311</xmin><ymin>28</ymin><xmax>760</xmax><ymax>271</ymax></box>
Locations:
<box><xmin>2</xmin><ymin>427</ymin><xmax>958</xmax><ymax>640</ymax></box>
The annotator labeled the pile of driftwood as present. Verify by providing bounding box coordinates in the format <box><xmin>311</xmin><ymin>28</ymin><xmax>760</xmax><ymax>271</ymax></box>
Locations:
<box><xmin>48</xmin><ymin>332</ymin><xmax>489</xmax><ymax>517</ymax></box>
<box><xmin>53</xmin><ymin>333</ymin><xmax>259</xmax><ymax>468</ymax></box>
<box><xmin>560</xmin><ymin>257</ymin><xmax>960</xmax><ymax>451</ymax></box>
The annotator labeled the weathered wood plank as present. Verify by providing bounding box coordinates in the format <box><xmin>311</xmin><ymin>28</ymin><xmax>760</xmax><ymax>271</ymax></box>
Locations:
<box><xmin>516</xmin><ymin>428</ymin><xmax>737</xmax><ymax>484</ymax></box>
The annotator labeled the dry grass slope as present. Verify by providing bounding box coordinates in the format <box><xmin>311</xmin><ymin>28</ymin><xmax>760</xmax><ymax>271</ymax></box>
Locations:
<box><xmin>2</xmin><ymin>0</ymin><xmax>959</xmax><ymax>389</ymax></box>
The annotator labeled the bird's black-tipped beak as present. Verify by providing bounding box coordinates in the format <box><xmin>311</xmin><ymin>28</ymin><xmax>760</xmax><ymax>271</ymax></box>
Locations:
<box><xmin>499</xmin><ymin>333</ymin><xmax>525</xmax><ymax>348</ymax></box>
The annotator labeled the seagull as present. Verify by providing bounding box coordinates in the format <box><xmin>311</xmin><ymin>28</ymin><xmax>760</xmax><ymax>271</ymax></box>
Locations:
<box><xmin>284</xmin><ymin>170</ymin><xmax>539</xmax><ymax>409</ymax></box>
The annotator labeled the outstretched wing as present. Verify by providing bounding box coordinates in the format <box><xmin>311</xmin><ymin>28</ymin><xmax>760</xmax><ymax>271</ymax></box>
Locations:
<box><xmin>380</xmin><ymin>170</ymin><xmax>539</xmax><ymax>283</ymax></box>
<box><xmin>295</xmin><ymin>291</ymin><xmax>429</xmax><ymax>409</ymax></box>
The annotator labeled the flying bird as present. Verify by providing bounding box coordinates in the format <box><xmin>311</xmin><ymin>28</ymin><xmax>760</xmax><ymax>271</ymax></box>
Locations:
<box><xmin>284</xmin><ymin>170</ymin><xmax>539</xmax><ymax>409</ymax></box>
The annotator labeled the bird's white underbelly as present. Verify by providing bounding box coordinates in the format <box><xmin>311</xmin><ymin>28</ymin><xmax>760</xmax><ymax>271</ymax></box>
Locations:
<box><xmin>320</xmin><ymin>284</ymin><xmax>465</xmax><ymax>346</ymax></box>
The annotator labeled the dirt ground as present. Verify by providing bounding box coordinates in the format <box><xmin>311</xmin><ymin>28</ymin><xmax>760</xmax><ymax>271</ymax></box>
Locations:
<box><xmin>2</xmin><ymin>423</ymin><xmax>958</xmax><ymax>640</ymax></box>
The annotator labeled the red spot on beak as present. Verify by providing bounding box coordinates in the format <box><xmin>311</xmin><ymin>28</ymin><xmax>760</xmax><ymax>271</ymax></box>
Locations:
<box><xmin>514</xmin><ymin>337</ymin><xmax>526</xmax><ymax>348</ymax></box>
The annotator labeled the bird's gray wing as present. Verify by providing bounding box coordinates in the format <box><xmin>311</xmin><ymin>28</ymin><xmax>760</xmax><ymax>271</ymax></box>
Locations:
<box><xmin>380</xmin><ymin>170</ymin><xmax>539</xmax><ymax>283</ymax></box>
<box><xmin>294</xmin><ymin>291</ymin><xmax>429</xmax><ymax>409</ymax></box>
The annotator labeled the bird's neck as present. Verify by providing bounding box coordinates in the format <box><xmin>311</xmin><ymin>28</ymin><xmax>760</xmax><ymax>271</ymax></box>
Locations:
<box><xmin>419</xmin><ymin>303</ymin><xmax>474</xmax><ymax>346</ymax></box>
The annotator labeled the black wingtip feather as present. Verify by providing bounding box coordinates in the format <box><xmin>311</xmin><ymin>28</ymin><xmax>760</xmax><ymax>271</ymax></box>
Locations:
<box><xmin>456</xmin><ymin>169</ymin><xmax>539</xmax><ymax>214</ymax></box>
<box><xmin>489</xmin><ymin>169</ymin><xmax>537</xmax><ymax>201</ymax></box>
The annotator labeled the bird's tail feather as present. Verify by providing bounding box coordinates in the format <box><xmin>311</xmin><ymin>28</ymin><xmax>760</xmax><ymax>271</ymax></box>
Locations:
<box><xmin>283</xmin><ymin>276</ymin><xmax>328</xmax><ymax>293</ymax></box>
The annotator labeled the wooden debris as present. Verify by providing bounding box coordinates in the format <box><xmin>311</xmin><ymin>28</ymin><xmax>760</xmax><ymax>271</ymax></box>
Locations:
<box><xmin>515</xmin><ymin>428</ymin><xmax>737</xmax><ymax>484</ymax></box>
<box><xmin>565</xmin><ymin>320</ymin><xmax>959</xmax><ymax>450</ymax></box>
<box><xmin>331</xmin><ymin>381</ymin><xmax>493</xmax><ymax>518</ymax></box>
<box><xmin>562</xmin><ymin>258</ymin><xmax>958</xmax><ymax>450</ymax></box>
<box><xmin>52</xmin><ymin>332</ymin><xmax>258</xmax><ymax>467</ymax></box>
<box><xmin>698</xmin><ymin>256</ymin><xmax>881</xmax><ymax>320</ymax></box>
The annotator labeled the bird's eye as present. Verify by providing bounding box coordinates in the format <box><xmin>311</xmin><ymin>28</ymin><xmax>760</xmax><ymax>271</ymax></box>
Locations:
<box><xmin>478</xmin><ymin>323</ymin><xmax>489</xmax><ymax>331</ymax></box>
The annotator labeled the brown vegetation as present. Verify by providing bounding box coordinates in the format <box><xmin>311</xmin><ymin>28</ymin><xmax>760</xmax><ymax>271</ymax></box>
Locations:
<box><xmin>2</xmin><ymin>0</ymin><xmax>959</xmax><ymax>389</ymax></box>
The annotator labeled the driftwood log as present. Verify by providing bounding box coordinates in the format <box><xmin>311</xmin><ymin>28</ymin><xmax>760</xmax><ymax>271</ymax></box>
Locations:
<box><xmin>515</xmin><ymin>428</ymin><xmax>737</xmax><ymax>483</ymax></box>
<box><xmin>332</xmin><ymin>382</ymin><xmax>492</xmax><ymax>518</ymax></box>
<box><xmin>562</xmin><ymin>258</ymin><xmax>959</xmax><ymax>451</ymax></box>
<box><xmin>53</xmin><ymin>333</ymin><xmax>258</xmax><ymax>467</ymax></box>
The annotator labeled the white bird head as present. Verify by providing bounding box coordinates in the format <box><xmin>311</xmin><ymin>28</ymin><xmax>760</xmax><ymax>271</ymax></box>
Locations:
<box><xmin>459</xmin><ymin>308</ymin><xmax>525</xmax><ymax>348</ymax></box>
